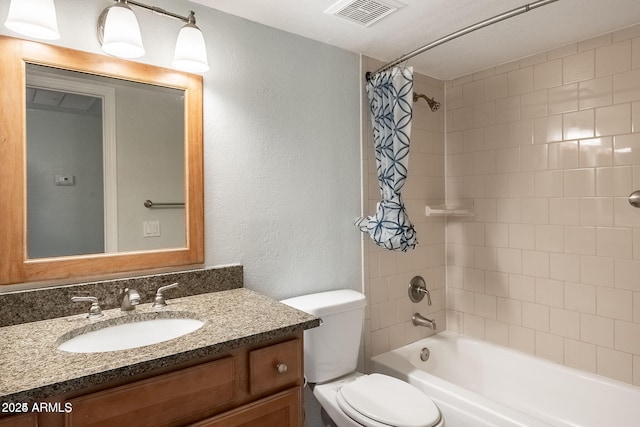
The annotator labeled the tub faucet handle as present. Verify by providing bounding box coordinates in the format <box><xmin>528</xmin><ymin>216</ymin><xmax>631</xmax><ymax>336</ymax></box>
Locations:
<box><xmin>408</xmin><ymin>276</ymin><xmax>431</xmax><ymax>305</ymax></box>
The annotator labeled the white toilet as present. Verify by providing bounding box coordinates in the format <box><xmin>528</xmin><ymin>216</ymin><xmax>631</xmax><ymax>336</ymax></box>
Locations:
<box><xmin>281</xmin><ymin>289</ymin><xmax>443</xmax><ymax>427</ymax></box>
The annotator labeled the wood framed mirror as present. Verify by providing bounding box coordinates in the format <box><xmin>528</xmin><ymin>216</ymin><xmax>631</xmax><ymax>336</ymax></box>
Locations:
<box><xmin>0</xmin><ymin>35</ymin><xmax>204</xmax><ymax>286</ymax></box>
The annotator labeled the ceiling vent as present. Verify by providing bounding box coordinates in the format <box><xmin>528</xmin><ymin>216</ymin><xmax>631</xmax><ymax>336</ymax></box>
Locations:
<box><xmin>325</xmin><ymin>0</ymin><xmax>405</xmax><ymax>27</ymax></box>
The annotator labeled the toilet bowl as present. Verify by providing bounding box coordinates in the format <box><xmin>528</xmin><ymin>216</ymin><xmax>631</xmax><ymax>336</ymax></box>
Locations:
<box><xmin>281</xmin><ymin>289</ymin><xmax>443</xmax><ymax>427</ymax></box>
<box><xmin>314</xmin><ymin>373</ymin><xmax>443</xmax><ymax>427</ymax></box>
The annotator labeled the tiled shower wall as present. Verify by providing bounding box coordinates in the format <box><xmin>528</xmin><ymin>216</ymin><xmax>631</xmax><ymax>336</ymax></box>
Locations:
<box><xmin>445</xmin><ymin>24</ymin><xmax>640</xmax><ymax>386</ymax></box>
<box><xmin>361</xmin><ymin>57</ymin><xmax>446</xmax><ymax>371</ymax></box>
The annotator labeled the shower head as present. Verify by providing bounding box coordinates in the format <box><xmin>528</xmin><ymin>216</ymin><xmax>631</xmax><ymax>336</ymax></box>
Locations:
<box><xmin>413</xmin><ymin>92</ymin><xmax>441</xmax><ymax>112</ymax></box>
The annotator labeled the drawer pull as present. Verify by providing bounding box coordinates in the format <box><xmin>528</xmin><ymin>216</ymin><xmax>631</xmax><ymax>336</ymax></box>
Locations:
<box><xmin>276</xmin><ymin>363</ymin><xmax>288</xmax><ymax>374</ymax></box>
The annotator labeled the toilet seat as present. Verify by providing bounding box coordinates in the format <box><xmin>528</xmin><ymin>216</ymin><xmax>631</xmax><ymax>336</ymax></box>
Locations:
<box><xmin>336</xmin><ymin>374</ymin><xmax>441</xmax><ymax>427</ymax></box>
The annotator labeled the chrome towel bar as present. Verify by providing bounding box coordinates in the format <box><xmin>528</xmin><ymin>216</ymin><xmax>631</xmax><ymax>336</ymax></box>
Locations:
<box><xmin>143</xmin><ymin>199</ymin><xmax>185</xmax><ymax>208</ymax></box>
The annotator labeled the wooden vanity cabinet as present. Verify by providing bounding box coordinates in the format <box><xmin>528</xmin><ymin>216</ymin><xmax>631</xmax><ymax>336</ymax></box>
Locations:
<box><xmin>24</xmin><ymin>334</ymin><xmax>304</xmax><ymax>427</ymax></box>
<box><xmin>191</xmin><ymin>388</ymin><xmax>301</xmax><ymax>427</ymax></box>
<box><xmin>0</xmin><ymin>414</ymin><xmax>37</xmax><ymax>427</ymax></box>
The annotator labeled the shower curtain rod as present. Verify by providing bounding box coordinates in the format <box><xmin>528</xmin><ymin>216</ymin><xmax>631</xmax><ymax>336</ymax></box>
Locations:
<box><xmin>366</xmin><ymin>0</ymin><xmax>560</xmax><ymax>80</ymax></box>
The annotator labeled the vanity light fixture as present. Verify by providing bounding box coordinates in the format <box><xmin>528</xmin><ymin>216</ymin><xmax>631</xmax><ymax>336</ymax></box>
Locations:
<box><xmin>97</xmin><ymin>0</ymin><xmax>209</xmax><ymax>73</ymax></box>
<box><xmin>98</xmin><ymin>0</ymin><xmax>145</xmax><ymax>59</ymax></box>
<box><xmin>4</xmin><ymin>0</ymin><xmax>60</xmax><ymax>40</ymax></box>
<box><xmin>172</xmin><ymin>12</ymin><xmax>209</xmax><ymax>74</ymax></box>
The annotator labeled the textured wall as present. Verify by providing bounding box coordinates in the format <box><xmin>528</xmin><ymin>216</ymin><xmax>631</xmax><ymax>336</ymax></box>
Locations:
<box><xmin>202</xmin><ymin>10</ymin><xmax>361</xmax><ymax>300</ymax></box>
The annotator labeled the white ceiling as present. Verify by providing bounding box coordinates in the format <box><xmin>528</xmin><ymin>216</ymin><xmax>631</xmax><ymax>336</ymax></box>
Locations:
<box><xmin>188</xmin><ymin>0</ymin><xmax>640</xmax><ymax>80</ymax></box>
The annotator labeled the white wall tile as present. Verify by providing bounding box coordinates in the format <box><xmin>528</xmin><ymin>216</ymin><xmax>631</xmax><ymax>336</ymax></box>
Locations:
<box><xmin>596</xmin><ymin>227</ymin><xmax>633</xmax><ymax>258</ymax></box>
<box><xmin>508</xmin><ymin>67</ymin><xmax>534</xmax><ymax>96</ymax></box>
<box><xmin>615</xmin><ymin>320</ymin><xmax>640</xmax><ymax>354</ymax></box>
<box><xmin>533</xmin><ymin>115</ymin><xmax>563</xmax><ymax>144</ymax></box>
<box><xmin>564</xmin><ymin>110</ymin><xmax>595</xmax><ymax>140</ymax></box>
<box><xmin>497</xmin><ymin>297</ymin><xmax>522</xmax><ymax>325</ymax></box>
<box><xmin>563</xmin><ymin>50</ymin><xmax>595</xmax><ymax>84</ymax></box>
<box><xmin>564</xmin><ymin>168</ymin><xmax>595</xmax><ymax>196</ymax></box>
<box><xmin>509</xmin><ymin>325</ymin><xmax>535</xmax><ymax>354</ymax></box>
<box><xmin>597</xmin><ymin>287</ymin><xmax>633</xmax><ymax>321</ymax></box>
<box><xmin>564</xmin><ymin>338</ymin><xmax>596</xmax><ymax>372</ymax></box>
<box><xmin>614</xmin><ymin>133</ymin><xmax>640</xmax><ymax>165</ymax></box>
<box><xmin>615</xmin><ymin>259</ymin><xmax>640</xmax><ymax>292</ymax></box>
<box><xmin>522</xmin><ymin>302</ymin><xmax>550</xmax><ymax>331</ymax></box>
<box><xmin>535</xmin><ymin>58</ymin><xmax>562</xmax><ymax>90</ymax></box>
<box><xmin>614</xmin><ymin>69</ymin><xmax>640</xmax><ymax>104</ymax></box>
<box><xmin>548</xmin><ymin>141</ymin><xmax>579</xmax><ymax>169</ymax></box>
<box><xmin>550</xmin><ymin>307</ymin><xmax>580</xmax><ymax>339</ymax></box>
<box><xmin>521</xmin><ymin>90</ymin><xmax>548</xmax><ymax>119</ymax></box>
<box><xmin>535</xmin><ymin>331</ymin><xmax>564</xmax><ymax>363</ymax></box>
<box><xmin>579</xmin><ymin>76</ymin><xmax>613</xmax><ymax>110</ymax></box>
<box><xmin>536</xmin><ymin>278</ymin><xmax>564</xmax><ymax>308</ymax></box>
<box><xmin>596</xmin><ymin>104</ymin><xmax>632</xmax><ymax>136</ymax></box>
<box><xmin>596</xmin><ymin>40</ymin><xmax>632</xmax><ymax>77</ymax></box>
<box><xmin>580</xmin><ymin>313</ymin><xmax>614</xmax><ymax>347</ymax></box>
<box><xmin>564</xmin><ymin>226</ymin><xmax>596</xmax><ymax>255</ymax></box>
<box><xmin>521</xmin><ymin>144</ymin><xmax>548</xmax><ymax>171</ymax></box>
<box><xmin>444</xmin><ymin>29</ymin><xmax>640</xmax><ymax>386</ymax></box>
<box><xmin>522</xmin><ymin>198</ymin><xmax>549</xmax><ymax>224</ymax></box>
<box><xmin>535</xmin><ymin>224</ymin><xmax>564</xmax><ymax>252</ymax></box>
<box><xmin>579</xmin><ymin>197</ymin><xmax>614</xmax><ymax>226</ymax></box>
<box><xmin>549</xmin><ymin>83</ymin><xmax>578</xmax><ymax>114</ymax></box>
<box><xmin>596</xmin><ymin>347</ymin><xmax>633</xmax><ymax>383</ymax></box>
<box><xmin>550</xmin><ymin>253</ymin><xmax>580</xmax><ymax>282</ymax></box>
<box><xmin>495</xmin><ymin>96</ymin><xmax>520</xmax><ymax>124</ymax></box>
<box><xmin>580</xmin><ymin>255</ymin><xmax>615</xmax><ymax>287</ymax></box>
<box><xmin>509</xmin><ymin>224</ymin><xmax>535</xmax><ymax>249</ymax></box>
<box><xmin>564</xmin><ymin>282</ymin><xmax>596</xmax><ymax>314</ymax></box>
<box><xmin>579</xmin><ymin>137</ymin><xmax>613</xmax><ymax>168</ymax></box>
<box><xmin>549</xmin><ymin>197</ymin><xmax>580</xmax><ymax>224</ymax></box>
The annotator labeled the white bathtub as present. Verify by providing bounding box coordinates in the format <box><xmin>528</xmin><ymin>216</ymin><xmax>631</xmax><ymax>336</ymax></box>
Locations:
<box><xmin>372</xmin><ymin>331</ymin><xmax>640</xmax><ymax>427</ymax></box>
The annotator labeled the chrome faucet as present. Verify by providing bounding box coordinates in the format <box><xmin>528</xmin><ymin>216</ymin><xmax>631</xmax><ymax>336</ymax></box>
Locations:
<box><xmin>413</xmin><ymin>313</ymin><xmax>437</xmax><ymax>330</ymax></box>
<box><xmin>121</xmin><ymin>288</ymin><xmax>140</xmax><ymax>311</ymax></box>
<box><xmin>152</xmin><ymin>283</ymin><xmax>178</xmax><ymax>308</ymax></box>
<box><xmin>72</xmin><ymin>296</ymin><xmax>103</xmax><ymax>319</ymax></box>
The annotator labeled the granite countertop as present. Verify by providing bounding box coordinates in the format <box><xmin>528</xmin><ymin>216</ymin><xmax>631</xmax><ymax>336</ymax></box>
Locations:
<box><xmin>0</xmin><ymin>288</ymin><xmax>319</xmax><ymax>403</ymax></box>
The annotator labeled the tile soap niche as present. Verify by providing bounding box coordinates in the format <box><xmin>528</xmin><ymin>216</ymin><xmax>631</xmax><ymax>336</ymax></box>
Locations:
<box><xmin>425</xmin><ymin>201</ymin><xmax>474</xmax><ymax>217</ymax></box>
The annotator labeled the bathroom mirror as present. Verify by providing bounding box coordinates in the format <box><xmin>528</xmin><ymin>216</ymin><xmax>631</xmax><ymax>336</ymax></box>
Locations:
<box><xmin>0</xmin><ymin>35</ymin><xmax>204</xmax><ymax>285</ymax></box>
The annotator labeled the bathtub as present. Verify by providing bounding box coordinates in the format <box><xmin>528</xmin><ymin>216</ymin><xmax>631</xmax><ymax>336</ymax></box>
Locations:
<box><xmin>371</xmin><ymin>331</ymin><xmax>640</xmax><ymax>427</ymax></box>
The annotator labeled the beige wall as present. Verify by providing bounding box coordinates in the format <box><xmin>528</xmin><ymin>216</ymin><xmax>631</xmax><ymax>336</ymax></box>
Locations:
<box><xmin>361</xmin><ymin>57</ymin><xmax>446</xmax><ymax>371</ymax></box>
<box><xmin>445</xmin><ymin>24</ymin><xmax>640</xmax><ymax>386</ymax></box>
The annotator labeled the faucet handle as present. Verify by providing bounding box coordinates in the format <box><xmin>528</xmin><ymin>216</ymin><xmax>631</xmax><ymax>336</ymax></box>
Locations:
<box><xmin>408</xmin><ymin>276</ymin><xmax>432</xmax><ymax>305</ymax></box>
<box><xmin>72</xmin><ymin>296</ymin><xmax>103</xmax><ymax>320</ymax></box>
<box><xmin>152</xmin><ymin>283</ymin><xmax>178</xmax><ymax>308</ymax></box>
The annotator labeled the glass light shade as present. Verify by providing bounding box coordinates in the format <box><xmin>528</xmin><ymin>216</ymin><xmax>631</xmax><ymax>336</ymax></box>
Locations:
<box><xmin>101</xmin><ymin>3</ymin><xmax>145</xmax><ymax>59</ymax></box>
<box><xmin>4</xmin><ymin>0</ymin><xmax>60</xmax><ymax>40</ymax></box>
<box><xmin>172</xmin><ymin>23</ymin><xmax>209</xmax><ymax>73</ymax></box>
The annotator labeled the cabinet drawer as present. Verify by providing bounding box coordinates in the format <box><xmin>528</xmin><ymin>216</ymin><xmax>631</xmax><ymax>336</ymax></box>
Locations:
<box><xmin>190</xmin><ymin>387</ymin><xmax>301</xmax><ymax>427</ymax></box>
<box><xmin>66</xmin><ymin>356</ymin><xmax>235</xmax><ymax>427</ymax></box>
<box><xmin>249</xmin><ymin>339</ymin><xmax>301</xmax><ymax>395</ymax></box>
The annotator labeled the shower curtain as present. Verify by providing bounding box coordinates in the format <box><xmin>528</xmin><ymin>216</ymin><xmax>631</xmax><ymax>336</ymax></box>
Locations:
<box><xmin>357</xmin><ymin>66</ymin><xmax>417</xmax><ymax>252</ymax></box>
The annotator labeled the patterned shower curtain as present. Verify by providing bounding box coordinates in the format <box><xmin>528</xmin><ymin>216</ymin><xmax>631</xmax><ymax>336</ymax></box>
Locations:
<box><xmin>356</xmin><ymin>66</ymin><xmax>417</xmax><ymax>252</ymax></box>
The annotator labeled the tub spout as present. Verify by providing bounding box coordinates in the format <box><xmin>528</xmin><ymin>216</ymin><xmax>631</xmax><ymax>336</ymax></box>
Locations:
<box><xmin>413</xmin><ymin>313</ymin><xmax>436</xmax><ymax>330</ymax></box>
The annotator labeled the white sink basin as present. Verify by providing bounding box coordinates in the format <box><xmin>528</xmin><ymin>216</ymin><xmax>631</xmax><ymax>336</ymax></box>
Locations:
<box><xmin>58</xmin><ymin>318</ymin><xmax>204</xmax><ymax>353</ymax></box>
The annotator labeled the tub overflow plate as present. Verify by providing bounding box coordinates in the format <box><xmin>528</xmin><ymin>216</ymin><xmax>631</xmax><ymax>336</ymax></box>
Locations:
<box><xmin>420</xmin><ymin>347</ymin><xmax>430</xmax><ymax>361</ymax></box>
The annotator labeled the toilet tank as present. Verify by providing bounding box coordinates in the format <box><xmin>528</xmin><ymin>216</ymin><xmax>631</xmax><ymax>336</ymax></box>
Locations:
<box><xmin>281</xmin><ymin>289</ymin><xmax>366</xmax><ymax>384</ymax></box>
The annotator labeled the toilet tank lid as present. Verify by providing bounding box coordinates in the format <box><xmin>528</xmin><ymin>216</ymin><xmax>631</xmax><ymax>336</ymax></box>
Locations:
<box><xmin>281</xmin><ymin>289</ymin><xmax>366</xmax><ymax>316</ymax></box>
